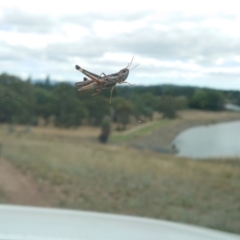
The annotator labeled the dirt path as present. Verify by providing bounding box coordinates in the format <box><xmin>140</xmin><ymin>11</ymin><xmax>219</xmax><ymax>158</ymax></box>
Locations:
<box><xmin>0</xmin><ymin>158</ymin><xmax>50</xmax><ymax>207</ymax></box>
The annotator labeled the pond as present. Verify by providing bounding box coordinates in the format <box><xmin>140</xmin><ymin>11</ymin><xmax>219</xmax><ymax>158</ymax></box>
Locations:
<box><xmin>172</xmin><ymin>121</ymin><xmax>240</xmax><ymax>159</ymax></box>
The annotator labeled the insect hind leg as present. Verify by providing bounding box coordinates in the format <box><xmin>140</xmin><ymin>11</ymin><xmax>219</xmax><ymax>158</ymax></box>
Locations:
<box><xmin>100</xmin><ymin>72</ymin><xmax>107</xmax><ymax>77</ymax></box>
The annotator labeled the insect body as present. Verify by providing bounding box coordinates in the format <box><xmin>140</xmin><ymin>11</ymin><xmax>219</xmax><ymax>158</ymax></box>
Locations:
<box><xmin>74</xmin><ymin>57</ymin><xmax>137</xmax><ymax>104</ymax></box>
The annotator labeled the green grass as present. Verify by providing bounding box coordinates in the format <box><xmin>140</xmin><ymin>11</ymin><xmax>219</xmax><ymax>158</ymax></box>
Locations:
<box><xmin>110</xmin><ymin>119</ymin><xmax>172</xmax><ymax>143</ymax></box>
<box><xmin>1</xmin><ymin>125</ymin><xmax>240</xmax><ymax>234</ymax></box>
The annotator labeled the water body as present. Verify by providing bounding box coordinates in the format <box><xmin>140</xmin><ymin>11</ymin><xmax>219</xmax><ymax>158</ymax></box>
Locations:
<box><xmin>172</xmin><ymin>121</ymin><xmax>240</xmax><ymax>159</ymax></box>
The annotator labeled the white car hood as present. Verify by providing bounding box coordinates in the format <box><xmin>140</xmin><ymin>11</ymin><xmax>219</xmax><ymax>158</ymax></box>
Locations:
<box><xmin>0</xmin><ymin>204</ymin><xmax>239</xmax><ymax>240</ymax></box>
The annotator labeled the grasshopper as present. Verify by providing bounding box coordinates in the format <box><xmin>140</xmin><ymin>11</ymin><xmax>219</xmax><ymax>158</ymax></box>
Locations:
<box><xmin>74</xmin><ymin>57</ymin><xmax>138</xmax><ymax>104</ymax></box>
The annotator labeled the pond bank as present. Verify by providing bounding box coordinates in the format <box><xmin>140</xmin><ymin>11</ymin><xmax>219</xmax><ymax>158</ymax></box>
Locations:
<box><xmin>127</xmin><ymin>110</ymin><xmax>240</xmax><ymax>154</ymax></box>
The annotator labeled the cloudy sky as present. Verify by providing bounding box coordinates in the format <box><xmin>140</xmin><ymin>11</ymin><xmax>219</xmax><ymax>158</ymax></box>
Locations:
<box><xmin>1</xmin><ymin>0</ymin><xmax>240</xmax><ymax>90</ymax></box>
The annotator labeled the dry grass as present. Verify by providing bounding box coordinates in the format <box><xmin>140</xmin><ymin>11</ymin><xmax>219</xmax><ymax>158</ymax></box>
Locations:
<box><xmin>0</xmin><ymin>188</ymin><xmax>6</xmax><ymax>203</ymax></box>
<box><xmin>0</xmin><ymin>120</ymin><xmax>240</xmax><ymax>234</ymax></box>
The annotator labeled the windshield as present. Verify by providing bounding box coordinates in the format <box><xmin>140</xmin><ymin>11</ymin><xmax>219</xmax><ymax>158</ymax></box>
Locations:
<box><xmin>0</xmin><ymin>0</ymin><xmax>240</xmax><ymax>238</ymax></box>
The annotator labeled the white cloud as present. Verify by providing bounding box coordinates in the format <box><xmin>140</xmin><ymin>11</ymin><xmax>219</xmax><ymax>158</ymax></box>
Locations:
<box><xmin>0</xmin><ymin>0</ymin><xmax>240</xmax><ymax>90</ymax></box>
<box><xmin>92</xmin><ymin>19</ymin><xmax>148</xmax><ymax>38</ymax></box>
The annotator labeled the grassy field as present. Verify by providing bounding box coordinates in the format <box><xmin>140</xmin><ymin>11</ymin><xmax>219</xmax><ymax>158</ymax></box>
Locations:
<box><xmin>0</xmin><ymin>188</ymin><xmax>6</xmax><ymax>203</ymax></box>
<box><xmin>0</xmin><ymin>110</ymin><xmax>240</xmax><ymax>234</ymax></box>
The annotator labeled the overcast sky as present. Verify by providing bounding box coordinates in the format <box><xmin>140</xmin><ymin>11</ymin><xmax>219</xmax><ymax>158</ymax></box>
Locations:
<box><xmin>1</xmin><ymin>0</ymin><xmax>240</xmax><ymax>90</ymax></box>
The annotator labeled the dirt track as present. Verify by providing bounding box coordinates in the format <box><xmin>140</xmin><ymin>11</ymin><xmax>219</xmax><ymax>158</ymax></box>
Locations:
<box><xmin>0</xmin><ymin>158</ymin><xmax>49</xmax><ymax>206</ymax></box>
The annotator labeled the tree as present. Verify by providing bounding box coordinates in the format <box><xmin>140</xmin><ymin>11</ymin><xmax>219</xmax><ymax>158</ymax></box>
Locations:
<box><xmin>157</xmin><ymin>95</ymin><xmax>177</xmax><ymax>119</ymax></box>
<box><xmin>175</xmin><ymin>96</ymin><xmax>189</xmax><ymax>110</ymax></box>
<box><xmin>85</xmin><ymin>96</ymin><xmax>110</xmax><ymax>126</ymax></box>
<box><xmin>53</xmin><ymin>83</ymin><xmax>87</xmax><ymax>127</ymax></box>
<box><xmin>133</xmin><ymin>93</ymin><xmax>156</xmax><ymax>121</ymax></box>
<box><xmin>112</xmin><ymin>98</ymin><xmax>134</xmax><ymax>130</ymax></box>
<box><xmin>190</xmin><ymin>89</ymin><xmax>225</xmax><ymax>111</ymax></box>
<box><xmin>99</xmin><ymin>116</ymin><xmax>111</xmax><ymax>143</ymax></box>
<box><xmin>0</xmin><ymin>73</ymin><xmax>36</xmax><ymax>125</ymax></box>
<box><xmin>35</xmin><ymin>87</ymin><xmax>57</xmax><ymax>124</ymax></box>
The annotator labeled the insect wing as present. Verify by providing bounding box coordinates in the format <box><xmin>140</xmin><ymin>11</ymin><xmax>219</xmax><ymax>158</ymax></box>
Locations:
<box><xmin>75</xmin><ymin>79</ymin><xmax>93</xmax><ymax>88</ymax></box>
<box><xmin>75</xmin><ymin>65</ymin><xmax>107</xmax><ymax>83</ymax></box>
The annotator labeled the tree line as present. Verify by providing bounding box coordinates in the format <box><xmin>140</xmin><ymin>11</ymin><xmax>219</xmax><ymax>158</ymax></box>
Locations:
<box><xmin>0</xmin><ymin>73</ymin><xmax>237</xmax><ymax>129</ymax></box>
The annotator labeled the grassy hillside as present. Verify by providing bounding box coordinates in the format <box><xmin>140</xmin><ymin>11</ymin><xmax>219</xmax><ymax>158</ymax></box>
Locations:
<box><xmin>0</xmin><ymin>111</ymin><xmax>240</xmax><ymax>234</ymax></box>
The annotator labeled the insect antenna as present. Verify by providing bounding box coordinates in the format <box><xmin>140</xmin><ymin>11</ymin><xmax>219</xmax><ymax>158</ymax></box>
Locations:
<box><xmin>123</xmin><ymin>82</ymin><xmax>136</xmax><ymax>86</ymax></box>
<box><xmin>130</xmin><ymin>63</ymin><xmax>139</xmax><ymax>71</ymax></box>
<box><xmin>127</xmin><ymin>56</ymin><xmax>134</xmax><ymax>69</ymax></box>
